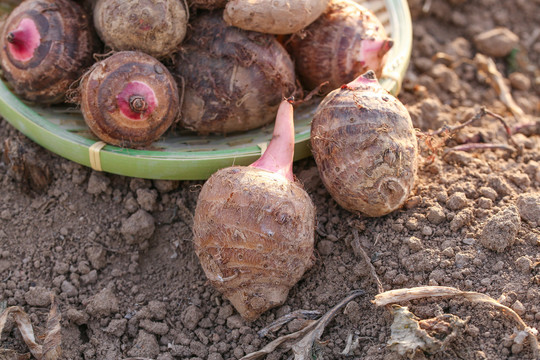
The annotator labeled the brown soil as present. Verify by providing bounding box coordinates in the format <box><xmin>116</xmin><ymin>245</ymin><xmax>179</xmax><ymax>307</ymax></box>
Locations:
<box><xmin>1</xmin><ymin>0</ymin><xmax>540</xmax><ymax>359</ymax></box>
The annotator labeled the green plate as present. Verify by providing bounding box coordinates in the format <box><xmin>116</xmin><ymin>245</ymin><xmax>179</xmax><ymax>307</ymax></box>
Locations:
<box><xmin>0</xmin><ymin>0</ymin><xmax>412</xmax><ymax>180</ymax></box>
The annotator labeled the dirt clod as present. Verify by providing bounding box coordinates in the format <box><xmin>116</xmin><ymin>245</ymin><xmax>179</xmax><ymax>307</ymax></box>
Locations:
<box><xmin>85</xmin><ymin>286</ymin><xmax>120</xmax><ymax>318</ymax></box>
<box><xmin>136</xmin><ymin>188</ymin><xmax>158</xmax><ymax>212</ymax></box>
<box><xmin>128</xmin><ymin>330</ymin><xmax>160</xmax><ymax>358</ymax></box>
<box><xmin>86</xmin><ymin>171</ymin><xmax>111</xmax><ymax>195</ymax></box>
<box><xmin>140</xmin><ymin>319</ymin><xmax>169</xmax><ymax>336</ymax></box>
<box><xmin>446</xmin><ymin>192</ymin><xmax>469</xmax><ymax>210</ymax></box>
<box><xmin>479</xmin><ymin>206</ymin><xmax>521</xmax><ymax>252</ymax></box>
<box><xmin>153</xmin><ymin>180</ymin><xmax>180</xmax><ymax>193</ymax></box>
<box><xmin>23</xmin><ymin>286</ymin><xmax>51</xmax><ymax>307</ymax></box>
<box><xmin>66</xmin><ymin>308</ymin><xmax>89</xmax><ymax>325</ymax></box>
<box><xmin>516</xmin><ymin>193</ymin><xmax>540</xmax><ymax>225</ymax></box>
<box><xmin>181</xmin><ymin>305</ymin><xmax>203</xmax><ymax>331</ymax></box>
<box><xmin>120</xmin><ymin>209</ymin><xmax>155</xmax><ymax>244</ymax></box>
<box><xmin>474</xmin><ymin>27</ymin><xmax>519</xmax><ymax>58</ymax></box>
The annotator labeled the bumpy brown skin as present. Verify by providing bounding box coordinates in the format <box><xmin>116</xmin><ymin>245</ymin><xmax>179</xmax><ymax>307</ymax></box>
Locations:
<box><xmin>175</xmin><ymin>12</ymin><xmax>296</xmax><ymax>135</ymax></box>
<box><xmin>93</xmin><ymin>0</ymin><xmax>187</xmax><ymax>59</ymax></box>
<box><xmin>224</xmin><ymin>0</ymin><xmax>330</xmax><ymax>35</ymax></box>
<box><xmin>188</xmin><ymin>0</ymin><xmax>228</xmax><ymax>9</ymax></box>
<box><xmin>311</xmin><ymin>72</ymin><xmax>418</xmax><ymax>217</ymax></box>
<box><xmin>80</xmin><ymin>51</ymin><xmax>179</xmax><ymax>147</ymax></box>
<box><xmin>0</xmin><ymin>0</ymin><xmax>95</xmax><ymax>104</ymax></box>
<box><xmin>193</xmin><ymin>166</ymin><xmax>315</xmax><ymax>321</ymax></box>
<box><xmin>287</xmin><ymin>0</ymin><xmax>391</xmax><ymax>93</ymax></box>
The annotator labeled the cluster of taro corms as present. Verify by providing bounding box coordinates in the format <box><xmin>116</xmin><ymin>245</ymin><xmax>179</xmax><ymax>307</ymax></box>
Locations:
<box><xmin>1</xmin><ymin>0</ymin><xmax>392</xmax><ymax>147</ymax></box>
<box><xmin>1</xmin><ymin>0</ymin><xmax>418</xmax><ymax>321</ymax></box>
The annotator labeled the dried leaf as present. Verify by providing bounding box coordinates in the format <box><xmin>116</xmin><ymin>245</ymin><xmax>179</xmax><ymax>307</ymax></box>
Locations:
<box><xmin>42</xmin><ymin>296</ymin><xmax>61</xmax><ymax>360</ymax></box>
<box><xmin>374</xmin><ymin>286</ymin><xmax>539</xmax><ymax>359</ymax></box>
<box><xmin>387</xmin><ymin>305</ymin><xmax>442</xmax><ymax>356</ymax></box>
<box><xmin>387</xmin><ymin>305</ymin><xmax>467</xmax><ymax>357</ymax></box>
<box><xmin>0</xmin><ymin>295</ymin><xmax>61</xmax><ymax>360</ymax></box>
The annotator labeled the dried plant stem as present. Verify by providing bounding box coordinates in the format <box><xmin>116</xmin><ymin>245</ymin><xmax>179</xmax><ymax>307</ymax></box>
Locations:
<box><xmin>422</xmin><ymin>107</ymin><xmax>520</xmax><ymax>155</ymax></box>
<box><xmin>426</xmin><ymin>107</ymin><xmax>517</xmax><ymax>145</ymax></box>
<box><xmin>422</xmin><ymin>0</ymin><xmax>433</xmax><ymax>13</ymax></box>
<box><xmin>351</xmin><ymin>229</ymin><xmax>384</xmax><ymax>294</ymax></box>
<box><xmin>444</xmin><ymin>143</ymin><xmax>516</xmax><ymax>154</ymax></box>
<box><xmin>434</xmin><ymin>52</ymin><xmax>529</xmax><ymax>125</ymax></box>
<box><xmin>474</xmin><ymin>53</ymin><xmax>525</xmax><ymax>120</ymax></box>
<box><xmin>374</xmin><ymin>286</ymin><xmax>539</xmax><ymax>358</ymax></box>
<box><xmin>242</xmin><ymin>290</ymin><xmax>366</xmax><ymax>360</ymax></box>
<box><xmin>513</xmin><ymin>120</ymin><xmax>540</xmax><ymax>136</ymax></box>
<box><xmin>295</xmin><ymin>81</ymin><xmax>329</xmax><ymax>105</ymax></box>
<box><xmin>257</xmin><ymin>310</ymin><xmax>321</xmax><ymax>338</ymax></box>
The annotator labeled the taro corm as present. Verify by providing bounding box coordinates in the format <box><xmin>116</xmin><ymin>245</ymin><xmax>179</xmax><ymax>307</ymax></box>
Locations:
<box><xmin>175</xmin><ymin>11</ymin><xmax>297</xmax><ymax>135</ymax></box>
<box><xmin>0</xmin><ymin>0</ymin><xmax>95</xmax><ymax>104</ymax></box>
<box><xmin>93</xmin><ymin>0</ymin><xmax>188</xmax><ymax>59</ymax></box>
<box><xmin>224</xmin><ymin>0</ymin><xmax>330</xmax><ymax>35</ymax></box>
<box><xmin>311</xmin><ymin>71</ymin><xmax>418</xmax><ymax>217</ymax></box>
<box><xmin>79</xmin><ymin>51</ymin><xmax>179</xmax><ymax>148</ymax></box>
<box><xmin>287</xmin><ymin>0</ymin><xmax>393</xmax><ymax>94</ymax></box>
<box><xmin>193</xmin><ymin>99</ymin><xmax>315</xmax><ymax>321</ymax></box>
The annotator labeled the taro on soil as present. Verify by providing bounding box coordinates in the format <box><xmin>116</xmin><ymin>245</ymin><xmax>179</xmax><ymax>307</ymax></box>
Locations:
<box><xmin>311</xmin><ymin>71</ymin><xmax>418</xmax><ymax>217</ymax></box>
<box><xmin>193</xmin><ymin>99</ymin><xmax>315</xmax><ymax>321</ymax></box>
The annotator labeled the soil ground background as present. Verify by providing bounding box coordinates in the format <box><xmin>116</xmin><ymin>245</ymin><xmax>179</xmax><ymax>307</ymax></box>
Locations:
<box><xmin>1</xmin><ymin>0</ymin><xmax>540</xmax><ymax>359</ymax></box>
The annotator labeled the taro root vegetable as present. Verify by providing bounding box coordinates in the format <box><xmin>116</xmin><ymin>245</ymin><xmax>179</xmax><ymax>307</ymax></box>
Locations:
<box><xmin>175</xmin><ymin>12</ymin><xmax>296</xmax><ymax>135</ymax></box>
<box><xmin>224</xmin><ymin>0</ymin><xmax>330</xmax><ymax>35</ymax></box>
<box><xmin>188</xmin><ymin>0</ymin><xmax>228</xmax><ymax>9</ymax></box>
<box><xmin>0</xmin><ymin>0</ymin><xmax>95</xmax><ymax>104</ymax></box>
<box><xmin>93</xmin><ymin>0</ymin><xmax>188</xmax><ymax>59</ymax></box>
<box><xmin>287</xmin><ymin>0</ymin><xmax>393</xmax><ymax>94</ymax></box>
<box><xmin>193</xmin><ymin>100</ymin><xmax>315</xmax><ymax>321</ymax></box>
<box><xmin>311</xmin><ymin>71</ymin><xmax>418</xmax><ymax>217</ymax></box>
<box><xmin>79</xmin><ymin>51</ymin><xmax>179</xmax><ymax>147</ymax></box>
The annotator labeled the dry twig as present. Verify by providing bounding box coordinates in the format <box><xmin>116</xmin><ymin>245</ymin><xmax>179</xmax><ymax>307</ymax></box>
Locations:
<box><xmin>420</xmin><ymin>107</ymin><xmax>520</xmax><ymax>157</ymax></box>
<box><xmin>443</xmin><ymin>143</ymin><xmax>516</xmax><ymax>155</ymax></box>
<box><xmin>242</xmin><ymin>290</ymin><xmax>366</xmax><ymax>360</ymax></box>
<box><xmin>474</xmin><ymin>53</ymin><xmax>525</xmax><ymax>121</ymax></box>
<box><xmin>257</xmin><ymin>310</ymin><xmax>321</xmax><ymax>338</ymax></box>
<box><xmin>351</xmin><ymin>229</ymin><xmax>384</xmax><ymax>294</ymax></box>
